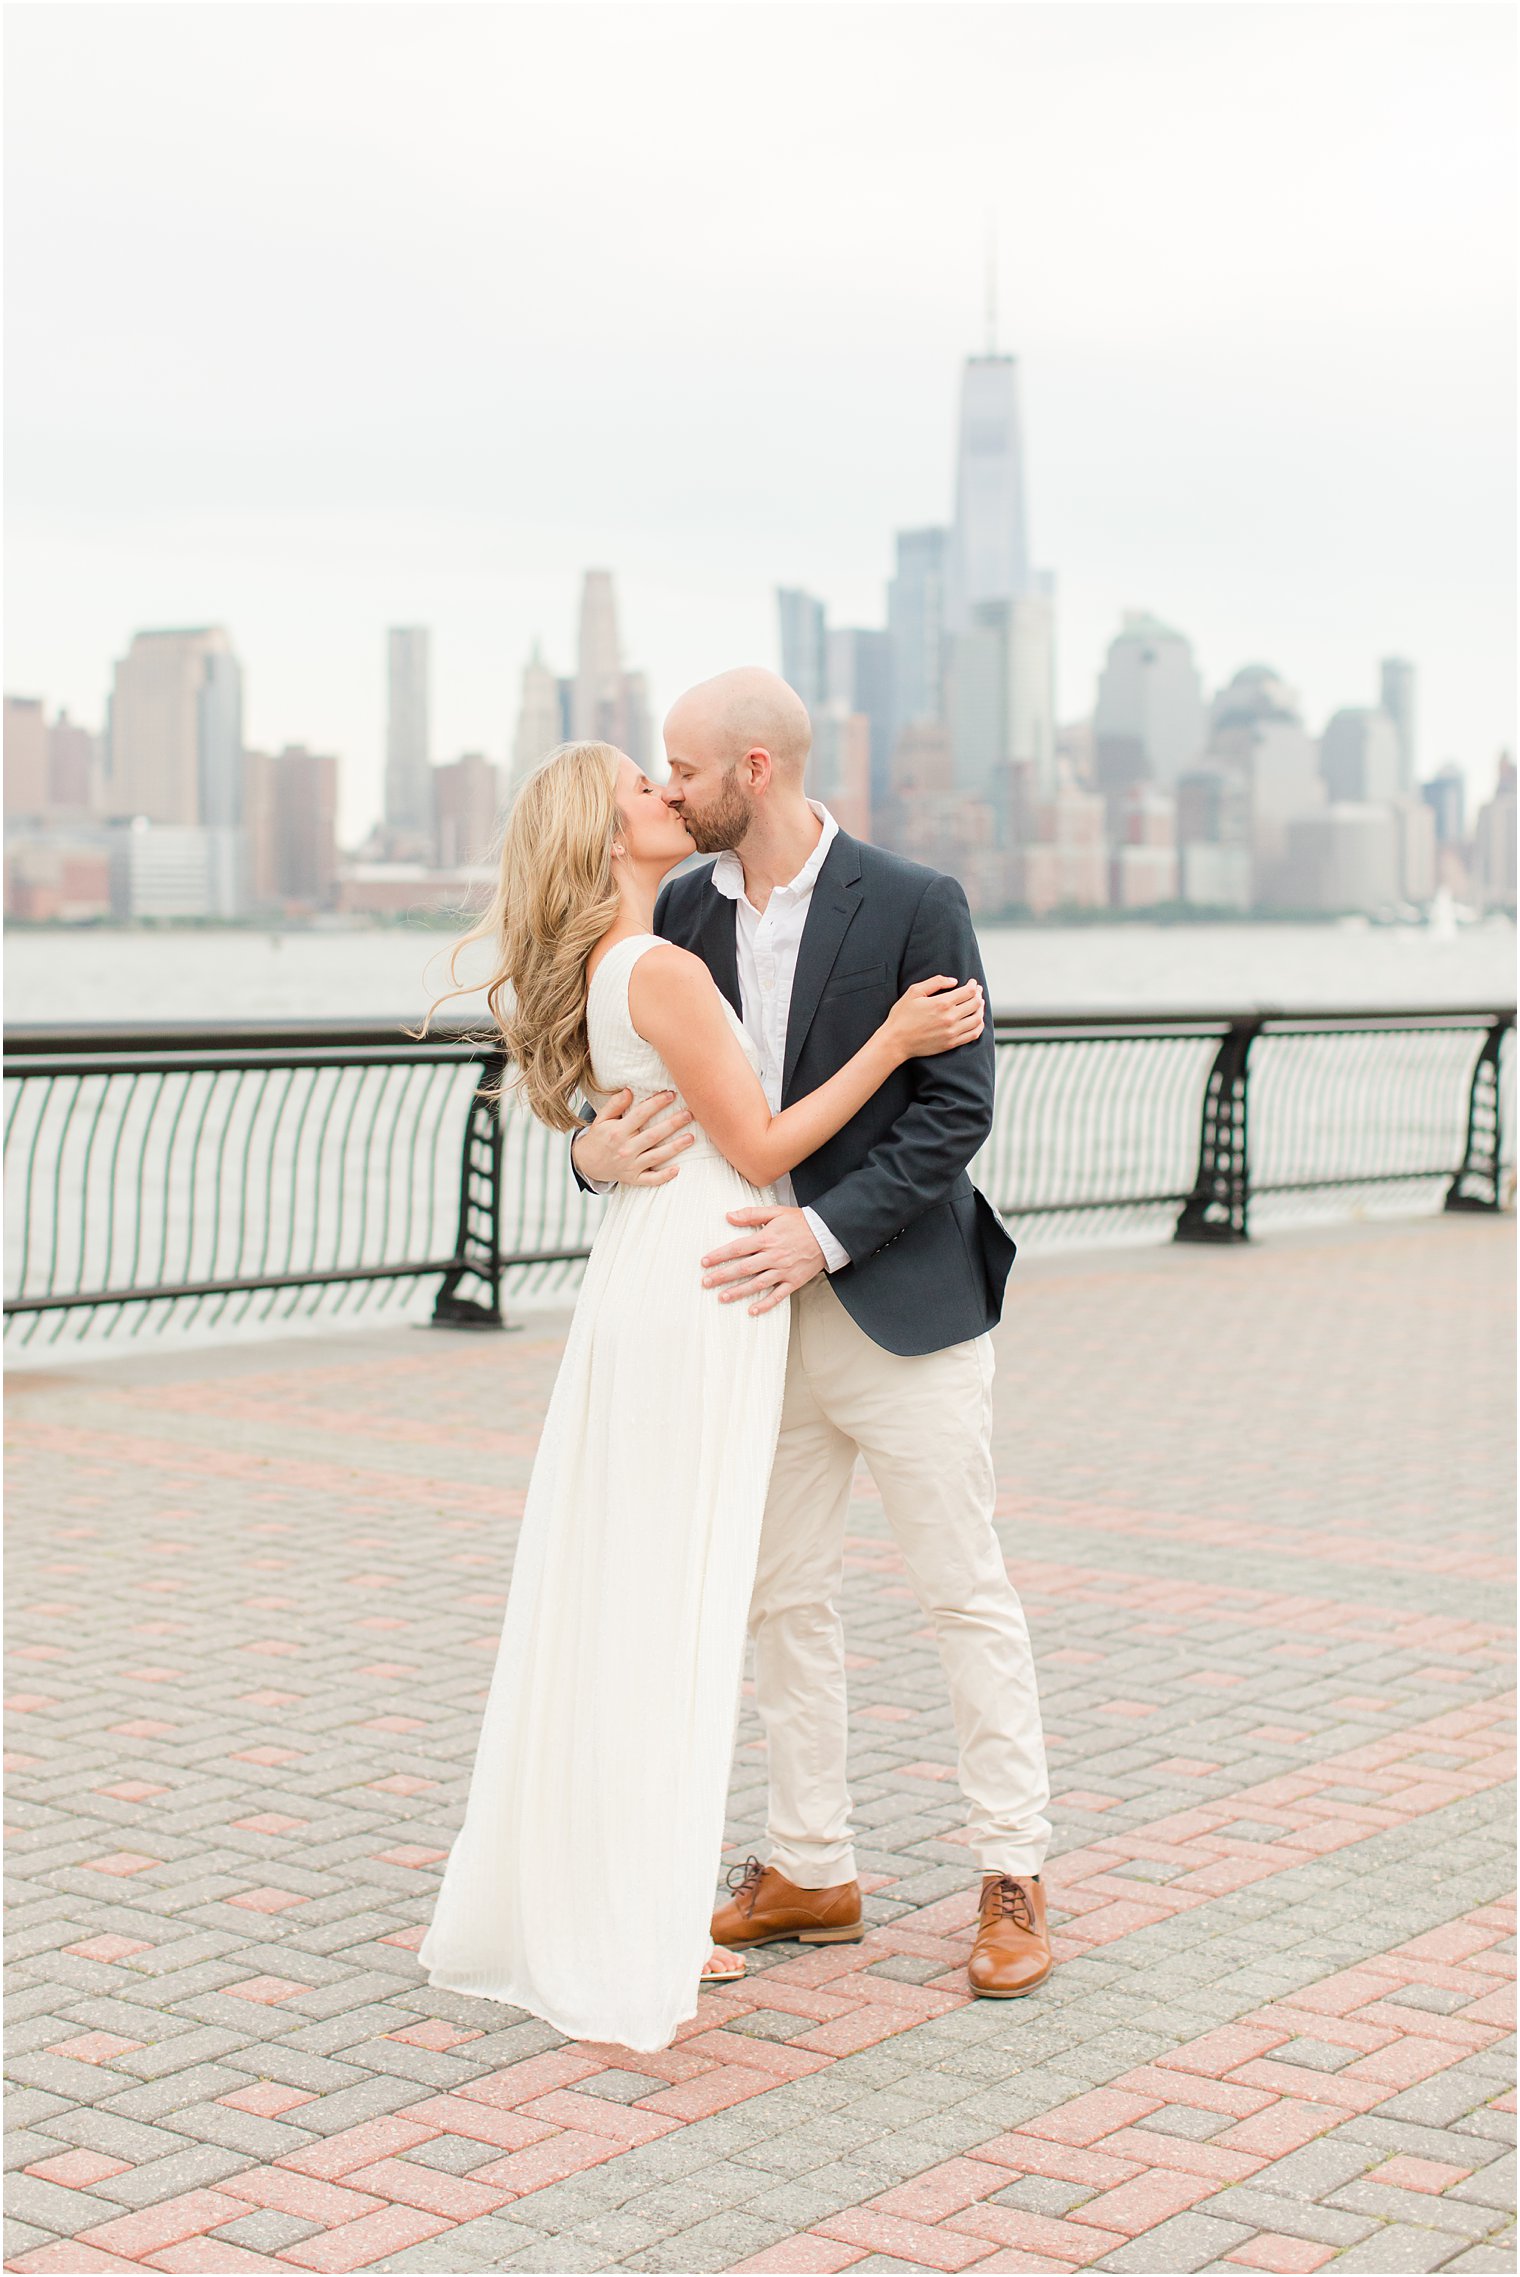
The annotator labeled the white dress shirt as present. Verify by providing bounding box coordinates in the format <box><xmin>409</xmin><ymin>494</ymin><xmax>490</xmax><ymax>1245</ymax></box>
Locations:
<box><xmin>708</xmin><ymin>801</ymin><xmax>851</xmax><ymax>1273</ymax></box>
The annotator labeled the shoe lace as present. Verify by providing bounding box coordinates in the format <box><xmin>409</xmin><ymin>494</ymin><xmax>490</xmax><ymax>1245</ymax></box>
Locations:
<box><xmin>725</xmin><ymin>1854</ymin><xmax>766</xmax><ymax>1914</ymax></box>
<box><xmin>986</xmin><ymin>1876</ymin><xmax>1037</xmax><ymax>1930</ymax></box>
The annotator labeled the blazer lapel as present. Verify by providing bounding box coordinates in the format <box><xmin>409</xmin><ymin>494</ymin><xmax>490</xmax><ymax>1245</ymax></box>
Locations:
<box><xmin>782</xmin><ymin>832</ymin><xmax>864</xmax><ymax>1100</ymax></box>
<box><xmin>697</xmin><ymin>876</ymin><xmax>742</xmax><ymax>1017</ymax></box>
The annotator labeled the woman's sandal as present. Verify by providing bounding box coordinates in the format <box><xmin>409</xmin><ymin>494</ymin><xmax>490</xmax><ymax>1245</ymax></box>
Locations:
<box><xmin>701</xmin><ymin>1946</ymin><xmax>747</xmax><ymax>1984</ymax></box>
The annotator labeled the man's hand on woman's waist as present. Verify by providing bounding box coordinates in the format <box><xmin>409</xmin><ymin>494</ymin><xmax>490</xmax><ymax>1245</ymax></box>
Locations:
<box><xmin>571</xmin><ymin>1089</ymin><xmax>695</xmax><ymax>1189</ymax></box>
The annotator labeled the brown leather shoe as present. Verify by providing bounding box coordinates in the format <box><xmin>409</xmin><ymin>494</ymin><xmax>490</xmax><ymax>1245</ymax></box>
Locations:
<box><xmin>710</xmin><ymin>1855</ymin><xmax>864</xmax><ymax>1948</ymax></box>
<box><xmin>968</xmin><ymin>1873</ymin><xmax>1052</xmax><ymax>1998</ymax></box>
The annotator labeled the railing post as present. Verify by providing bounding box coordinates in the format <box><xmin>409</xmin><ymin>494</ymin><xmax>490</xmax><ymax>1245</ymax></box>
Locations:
<box><xmin>1445</xmin><ymin>1013</ymin><xmax>1515</xmax><ymax>1215</ymax></box>
<box><xmin>432</xmin><ymin>1049</ymin><xmax>507</xmax><ymax>1328</ymax></box>
<box><xmin>1175</xmin><ymin>1016</ymin><xmax>1262</xmax><ymax>1244</ymax></box>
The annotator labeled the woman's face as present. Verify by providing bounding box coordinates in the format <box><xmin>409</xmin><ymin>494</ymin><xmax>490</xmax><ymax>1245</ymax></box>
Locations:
<box><xmin>614</xmin><ymin>755</ymin><xmax>693</xmax><ymax>871</ymax></box>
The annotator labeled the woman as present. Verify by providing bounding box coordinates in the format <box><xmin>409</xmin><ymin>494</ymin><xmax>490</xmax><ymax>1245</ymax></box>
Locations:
<box><xmin>416</xmin><ymin>740</ymin><xmax>984</xmax><ymax>2051</ymax></box>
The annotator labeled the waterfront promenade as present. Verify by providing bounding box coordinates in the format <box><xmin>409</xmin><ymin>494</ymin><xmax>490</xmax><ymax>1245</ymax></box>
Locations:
<box><xmin>5</xmin><ymin>1214</ymin><xmax>1514</xmax><ymax>2276</ymax></box>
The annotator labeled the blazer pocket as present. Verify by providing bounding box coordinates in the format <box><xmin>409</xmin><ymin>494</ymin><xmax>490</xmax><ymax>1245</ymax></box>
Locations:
<box><xmin>822</xmin><ymin>962</ymin><xmax>889</xmax><ymax>1000</ymax></box>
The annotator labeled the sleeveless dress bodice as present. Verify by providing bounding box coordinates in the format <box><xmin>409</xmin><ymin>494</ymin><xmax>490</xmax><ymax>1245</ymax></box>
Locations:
<box><xmin>583</xmin><ymin>931</ymin><xmax>761</xmax><ymax>1167</ymax></box>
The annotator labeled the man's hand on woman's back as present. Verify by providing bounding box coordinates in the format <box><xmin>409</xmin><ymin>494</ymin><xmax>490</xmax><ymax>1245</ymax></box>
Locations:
<box><xmin>572</xmin><ymin>1090</ymin><xmax>695</xmax><ymax>1187</ymax></box>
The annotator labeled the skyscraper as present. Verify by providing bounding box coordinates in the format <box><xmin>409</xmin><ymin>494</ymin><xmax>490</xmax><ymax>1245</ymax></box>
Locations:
<box><xmin>1421</xmin><ymin>762</ymin><xmax>1466</xmax><ymax>845</ymax></box>
<box><xmin>1390</xmin><ymin>795</ymin><xmax>1437</xmax><ymax>904</ymax></box>
<box><xmin>385</xmin><ymin>627</ymin><xmax>431</xmax><ymax>835</ymax></box>
<box><xmin>1473</xmin><ymin>754</ymin><xmax>1517</xmax><ymax>909</ymax></box>
<box><xmin>1320</xmin><ymin>708</ymin><xmax>1401</xmax><ymax>806</ymax></box>
<box><xmin>1093</xmin><ymin>613</ymin><xmax>1207</xmax><ymax>813</ymax></box>
<box><xmin>509</xmin><ymin>580</ymin><xmax>651</xmax><ymax>794</ymax></box>
<box><xmin>1176</xmin><ymin>762</ymin><xmax>1253</xmax><ymax>911</ymax></box>
<box><xmin>1003</xmin><ymin>587</ymin><xmax>1056</xmax><ymax>798</ymax></box>
<box><xmin>826</xmin><ymin>628</ymin><xmax>895</xmax><ymax>810</ymax></box>
<box><xmin>107</xmin><ymin>627</ymin><xmax>243</xmax><ymax>827</ymax></box>
<box><xmin>944</xmin><ymin>610</ymin><xmax>1011</xmax><ymax>795</ymax></box>
<box><xmin>4</xmin><ymin>696</ymin><xmax>48</xmax><ymax>817</ymax></box>
<box><xmin>244</xmin><ymin>745</ymin><xmax>339</xmax><ymax>910</ymax></box>
<box><xmin>511</xmin><ymin>642</ymin><xmax>565</xmax><ymax>790</ymax></box>
<box><xmin>1379</xmin><ymin>657</ymin><xmax>1417</xmax><ymax>794</ymax></box>
<box><xmin>574</xmin><ymin>570</ymin><xmax>623</xmax><ymax>744</ymax></box>
<box><xmin>47</xmin><ymin>712</ymin><xmax>98</xmax><ymax>812</ymax></box>
<box><xmin>621</xmin><ymin>670</ymin><xmax>653</xmax><ymax>773</ymax></box>
<box><xmin>0</xmin><ymin>697</ymin><xmax>97</xmax><ymax>819</ymax></box>
<box><xmin>197</xmin><ymin>649</ymin><xmax>244</xmax><ymax>831</ymax></box>
<box><xmin>1207</xmin><ymin>665</ymin><xmax>1324</xmax><ymax>901</ymax></box>
<box><xmin>434</xmin><ymin>752</ymin><xmax>503</xmax><ymax>869</ymax></box>
<box><xmin>777</xmin><ymin>589</ymin><xmax>828</xmax><ymax>713</ymax></box>
<box><xmin>1285</xmin><ymin>806</ymin><xmax>1399</xmax><ymax>914</ymax></box>
<box><xmin>945</xmin><ymin>354</ymin><xmax>1031</xmax><ymax>634</ymax></box>
<box><xmin>887</xmin><ymin>528</ymin><xmax>948</xmax><ymax>745</ymax></box>
<box><xmin>568</xmin><ymin>570</ymin><xmax>650</xmax><ymax>759</ymax></box>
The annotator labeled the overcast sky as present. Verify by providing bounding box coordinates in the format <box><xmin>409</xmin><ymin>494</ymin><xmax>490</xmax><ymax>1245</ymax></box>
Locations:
<box><xmin>5</xmin><ymin>2</ymin><xmax>1514</xmax><ymax>841</ymax></box>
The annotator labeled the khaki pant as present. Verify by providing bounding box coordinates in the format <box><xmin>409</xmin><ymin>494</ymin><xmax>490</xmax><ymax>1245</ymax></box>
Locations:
<box><xmin>749</xmin><ymin>1275</ymin><xmax>1051</xmax><ymax>1887</ymax></box>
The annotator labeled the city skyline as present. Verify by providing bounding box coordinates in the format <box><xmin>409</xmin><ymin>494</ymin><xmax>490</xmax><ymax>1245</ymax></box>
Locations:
<box><xmin>5</xmin><ymin>6</ymin><xmax>1514</xmax><ymax>842</ymax></box>
<box><xmin>0</xmin><ymin>279</ymin><xmax>1507</xmax><ymax>925</ymax></box>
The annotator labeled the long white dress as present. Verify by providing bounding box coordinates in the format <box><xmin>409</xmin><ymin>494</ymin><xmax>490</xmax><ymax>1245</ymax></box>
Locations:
<box><xmin>418</xmin><ymin>933</ymin><xmax>791</xmax><ymax>2051</ymax></box>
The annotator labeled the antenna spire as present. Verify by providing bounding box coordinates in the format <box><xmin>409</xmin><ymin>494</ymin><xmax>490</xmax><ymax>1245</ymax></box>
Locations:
<box><xmin>985</xmin><ymin>211</ymin><xmax>998</xmax><ymax>354</ymax></box>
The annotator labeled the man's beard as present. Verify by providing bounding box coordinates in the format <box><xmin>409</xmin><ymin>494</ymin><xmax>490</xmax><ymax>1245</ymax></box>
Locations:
<box><xmin>677</xmin><ymin>768</ymin><xmax>754</xmax><ymax>855</ymax></box>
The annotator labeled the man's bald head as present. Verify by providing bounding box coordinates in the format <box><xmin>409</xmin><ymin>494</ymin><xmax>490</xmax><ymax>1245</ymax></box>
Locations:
<box><xmin>665</xmin><ymin>666</ymin><xmax>811</xmax><ymax>782</ymax></box>
<box><xmin>661</xmin><ymin>666</ymin><xmax>815</xmax><ymax>855</ymax></box>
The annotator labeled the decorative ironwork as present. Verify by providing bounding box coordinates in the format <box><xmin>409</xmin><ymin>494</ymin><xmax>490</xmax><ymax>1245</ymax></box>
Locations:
<box><xmin>432</xmin><ymin>1050</ymin><xmax>507</xmax><ymax>1328</ymax></box>
<box><xmin>1175</xmin><ymin>1017</ymin><xmax>1262</xmax><ymax>1243</ymax></box>
<box><xmin>4</xmin><ymin>1001</ymin><xmax>1512</xmax><ymax>1347</ymax></box>
<box><xmin>1446</xmin><ymin>1012</ymin><xmax>1517</xmax><ymax>1214</ymax></box>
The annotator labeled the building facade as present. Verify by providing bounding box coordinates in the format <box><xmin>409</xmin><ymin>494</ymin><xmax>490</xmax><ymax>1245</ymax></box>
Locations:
<box><xmin>1379</xmin><ymin>657</ymin><xmax>1417</xmax><ymax>795</ymax></box>
<box><xmin>826</xmin><ymin>628</ymin><xmax>895</xmax><ymax>810</ymax></box>
<box><xmin>4</xmin><ymin>696</ymin><xmax>48</xmax><ymax>817</ymax></box>
<box><xmin>1390</xmin><ymin>794</ymin><xmax>1437</xmax><ymax>905</ymax></box>
<box><xmin>244</xmin><ymin>746</ymin><xmax>340</xmax><ymax>912</ymax></box>
<box><xmin>1421</xmin><ymin>763</ymin><xmax>1466</xmax><ymax>846</ymax></box>
<box><xmin>1285</xmin><ymin>804</ymin><xmax>1399</xmax><ymax>914</ymax></box>
<box><xmin>1319</xmin><ymin>707</ymin><xmax>1401</xmax><ymax>806</ymax></box>
<box><xmin>1111</xmin><ymin>786</ymin><xmax>1179</xmax><ymax>910</ymax></box>
<box><xmin>1473</xmin><ymin>755</ymin><xmax>1517</xmax><ymax>910</ymax></box>
<box><xmin>107</xmin><ymin>627</ymin><xmax>244</xmax><ymax>831</ymax></box>
<box><xmin>1008</xmin><ymin>774</ymin><xmax>1107</xmax><ymax>916</ymax></box>
<box><xmin>1093</xmin><ymin>613</ymin><xmax>1207</xmax><ymax>814</ymax></box>
<box><xmin>434</xmin><ymin>752</ymin><xmax>502</xmax><ymax>870</ymax></box>
<box><xmin>47</xmin><ymin>712</ymin><xmax>99</xmax><ymax>812</ymax></box>
<box><xmin>108</xmin><ymin>820</ymin><xmax>245</xmax><ymax>921</ymax></box>
<box><xmin>887</xmin><ymin>528</ymin><xmax>948</xmax><ymax>744</ymax></box>
<box><xmin>1207</xmin><ymin>665</ymin><xmax>1323</xmax><ymax>905</ymax></box>
<box><xmin>1176</xmin><ymin>761</ymin><xmax>1252</xmax><ymax>911</ymax></box>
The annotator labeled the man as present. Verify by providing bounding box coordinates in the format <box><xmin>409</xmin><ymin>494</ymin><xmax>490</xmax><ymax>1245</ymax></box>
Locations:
<box><xmin>572</xmin><ymin>667</ymin><xmax>1052</xmax><ymax>1997</ymax></box>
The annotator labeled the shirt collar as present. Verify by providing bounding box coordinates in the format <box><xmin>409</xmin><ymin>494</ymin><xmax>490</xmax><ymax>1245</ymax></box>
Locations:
<box><xmin>711</xmin><ymin>801</ymin><xmax>839</xmax><ymax>907</ymax></box>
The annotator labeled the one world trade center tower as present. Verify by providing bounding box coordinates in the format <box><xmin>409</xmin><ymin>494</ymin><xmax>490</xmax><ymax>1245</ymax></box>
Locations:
<box><xmin>945</xmin><ymin>351</ymin><xmax>1033</xmax><ymax>633</ymax></box>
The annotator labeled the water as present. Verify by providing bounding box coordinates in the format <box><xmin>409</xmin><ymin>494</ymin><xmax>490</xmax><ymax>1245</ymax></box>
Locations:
<box><xmin>5</xmin><ymin>914</ymin><xmax>1515</xmax><ymax>1027</ymax></box>
<box><xmin>6</xmin><ymin>918</ymin><xmax>1512</xmax><ymax>1368</ymax></box>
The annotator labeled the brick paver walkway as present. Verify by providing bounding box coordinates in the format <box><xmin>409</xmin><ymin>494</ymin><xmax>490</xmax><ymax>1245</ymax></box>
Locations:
<box><xmin>5</xmin><ymin>1215</ymin><xmax>1514</xmax><ymax>2277</ymax></box>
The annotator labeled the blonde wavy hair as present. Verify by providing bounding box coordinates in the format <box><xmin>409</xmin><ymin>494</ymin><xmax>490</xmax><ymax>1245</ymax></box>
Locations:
<box><xmin>418</xmin><ymin>740</ymin><xmax>624</xmax><ymax>1131</ymax></box>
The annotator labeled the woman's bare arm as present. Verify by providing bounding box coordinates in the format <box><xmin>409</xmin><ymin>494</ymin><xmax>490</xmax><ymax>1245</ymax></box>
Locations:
<box><xmin>626</xmin><ymin>945</ymin><xmax>980</xmax><ymax>1190</ymax></box>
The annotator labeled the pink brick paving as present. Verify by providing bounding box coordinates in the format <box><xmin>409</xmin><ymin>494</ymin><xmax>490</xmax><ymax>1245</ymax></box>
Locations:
<box><xmin>5</xmin><ymin>1215</ymin><xmax>1514</xmax><ymax>2274</ymax></box>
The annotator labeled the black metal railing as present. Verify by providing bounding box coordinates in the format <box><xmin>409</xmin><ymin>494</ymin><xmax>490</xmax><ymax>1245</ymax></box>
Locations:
<box><xmin>976</xmin><ymin>1006</ymin><xmax>1514</xmax><ymax>1247</ymax></box>
<box><xmin>4</xmin><ymin>1004</ymin><xmax>1512</xmax><ymax>1345</ymax></box>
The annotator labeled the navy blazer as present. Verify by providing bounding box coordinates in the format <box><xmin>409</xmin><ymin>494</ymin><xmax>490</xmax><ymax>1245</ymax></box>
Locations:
<box><xmin>641</xmin><ymin>829</ymin><xmax>1017</xmax><ymax>1358</ymax></box>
